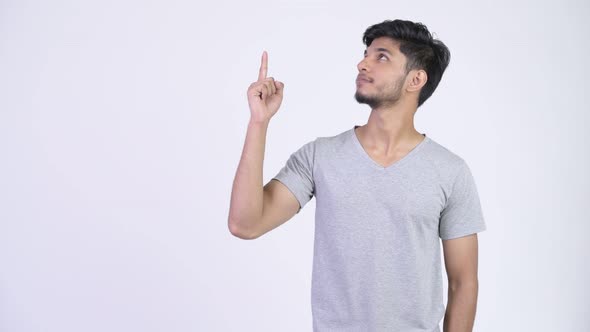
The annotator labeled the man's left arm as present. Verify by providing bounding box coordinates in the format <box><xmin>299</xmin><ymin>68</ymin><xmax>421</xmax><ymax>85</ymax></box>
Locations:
<box><xmin>442</xmin><ymin>233</ymin><xmax>480</xmax><ymax>332</ymax></box>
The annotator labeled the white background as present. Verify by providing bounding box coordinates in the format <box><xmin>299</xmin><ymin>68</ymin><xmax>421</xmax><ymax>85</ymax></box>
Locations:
<box><xmin>1</xmin><ymin>0</ymin><xmax>588</xmax><ymax>331</ymax></box>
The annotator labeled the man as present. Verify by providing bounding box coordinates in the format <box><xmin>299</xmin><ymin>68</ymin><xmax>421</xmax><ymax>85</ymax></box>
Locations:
<box><xmin>228</xmin><ymin>19</ymin><xmax>486</xmax><ymax>332</ymax></box>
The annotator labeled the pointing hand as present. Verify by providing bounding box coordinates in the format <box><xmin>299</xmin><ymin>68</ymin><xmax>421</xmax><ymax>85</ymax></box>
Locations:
<box><xmin>247</xmin><ymin>51</ymin><xmax>285</xmax><ymax>123</ymax></box>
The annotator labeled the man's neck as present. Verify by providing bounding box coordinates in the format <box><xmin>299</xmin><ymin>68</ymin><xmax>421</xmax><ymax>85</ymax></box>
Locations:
<box><xmin>356</xmin><ymin>102</ymin><xmax>423</xmax><ymax>155</ymax></box>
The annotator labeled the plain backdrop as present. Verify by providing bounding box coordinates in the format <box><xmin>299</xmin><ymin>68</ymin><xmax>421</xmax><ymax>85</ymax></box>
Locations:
<box><xmin>1</xmin><ymin>0</ymin><xmax>588</xmax><ymax>331</ymax></box>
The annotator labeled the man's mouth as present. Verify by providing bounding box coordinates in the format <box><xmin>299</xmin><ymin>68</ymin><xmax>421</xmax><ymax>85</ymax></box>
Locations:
<box><xmin>356</xmin><ymin>76</ymin><xmax>372</xmax><ymax>84</ymax></box>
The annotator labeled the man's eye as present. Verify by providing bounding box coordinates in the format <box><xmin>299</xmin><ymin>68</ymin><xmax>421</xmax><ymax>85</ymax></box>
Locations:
<box><xmin>378</xmin><ymin>54</ymin><xmax>388</xmax><ymax>60</ymax></box>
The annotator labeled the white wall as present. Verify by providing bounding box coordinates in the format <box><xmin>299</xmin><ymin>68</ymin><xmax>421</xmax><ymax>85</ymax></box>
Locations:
<box><xmin>1</xmin><ymin>0</ymin><xmax>588</xmax><ymax>331</ymax></box>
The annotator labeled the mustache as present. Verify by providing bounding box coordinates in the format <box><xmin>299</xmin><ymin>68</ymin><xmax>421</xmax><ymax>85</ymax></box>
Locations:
<box><xmin>356</xmin><ymin>75</ymin><xmax>373</xmax><ymax>82</ymax></box>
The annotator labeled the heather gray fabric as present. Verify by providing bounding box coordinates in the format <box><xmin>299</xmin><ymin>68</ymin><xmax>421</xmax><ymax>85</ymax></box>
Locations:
<box><xmin>272</xmin><ymin>125</ymin><xmax>487</xmax><ymax>332</ymax></box>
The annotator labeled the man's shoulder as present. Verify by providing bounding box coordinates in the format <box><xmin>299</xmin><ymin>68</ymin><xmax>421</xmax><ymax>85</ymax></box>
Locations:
<box><xmin>423</xmin><ymin>137</ymin><xmax>465</xmax><ymax>164</ymax></box>
<box><xmin>418</xmin><ymin>136</ymin><xmax>471</xmax><ymax>183</ymax></box>
<box><xmin>313</xmin><ymin>127</ymin><xmax>352</xmax><ymax>147</ymax></box>
<box><xmin>287</xmin><ymin>128</ymin><xmax>350</xmax><ymax>159</ymax></box>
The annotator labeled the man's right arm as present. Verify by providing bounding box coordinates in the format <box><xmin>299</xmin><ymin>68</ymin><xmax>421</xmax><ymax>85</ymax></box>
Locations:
<box><xmin>227</xmin><ymin>51</ymin><xmax>299</xmax><ymax>240</ymax></box>
<box><xmin>227</xmin><ymin>119</ymin><xmax>300</xmax><ymax>240</ymax></box>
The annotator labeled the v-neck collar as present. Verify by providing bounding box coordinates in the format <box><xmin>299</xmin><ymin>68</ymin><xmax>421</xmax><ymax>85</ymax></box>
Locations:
<box><xmin>350</xmin><ymin>125</ymin><xmax>430</xmax><ymax>171</ymax></box>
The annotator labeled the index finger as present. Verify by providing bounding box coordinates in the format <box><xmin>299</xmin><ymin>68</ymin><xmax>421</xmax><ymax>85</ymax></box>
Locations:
<box><xmin>258</xmin><ymin>51</ymin><xmax>268</xmax><ymax>81</ymax></box>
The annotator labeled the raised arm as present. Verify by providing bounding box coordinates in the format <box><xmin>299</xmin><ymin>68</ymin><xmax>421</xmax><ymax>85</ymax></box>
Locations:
<box><xmin>227</xmin><ymin>51</ymin><xmax>299</xmax><ymax>240</ymax></box>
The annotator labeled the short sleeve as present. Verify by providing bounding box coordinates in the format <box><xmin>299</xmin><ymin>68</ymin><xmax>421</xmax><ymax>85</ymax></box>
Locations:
<box><xmin>439</xmin><ymin>160</ymin><xmax>487</xmax><ymax>240</ymax></box>
<box><xmin>271</xmin><ymin>139</ymin><xmax>316</xmax><ymax>214</ymax></box>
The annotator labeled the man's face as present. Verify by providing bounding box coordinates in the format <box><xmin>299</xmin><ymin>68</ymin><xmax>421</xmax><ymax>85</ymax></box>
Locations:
<box><xmin>354</xmin><ymin>37</ymin><xmax>409</xmax><ymax>108</ymax></box>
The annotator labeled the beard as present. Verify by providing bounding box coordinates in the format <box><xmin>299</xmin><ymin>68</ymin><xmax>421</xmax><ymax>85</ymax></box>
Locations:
<box><xmin>354</xmin><ymin>74</ymin><xmax>406</xmax><ymax>109</ymax></box>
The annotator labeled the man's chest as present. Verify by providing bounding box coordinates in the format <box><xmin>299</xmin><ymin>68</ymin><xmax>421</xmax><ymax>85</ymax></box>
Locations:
<box><xmin>314</xmin><ymin>164</ymin><xmax>447</xmax><ymax>232</ymax></box>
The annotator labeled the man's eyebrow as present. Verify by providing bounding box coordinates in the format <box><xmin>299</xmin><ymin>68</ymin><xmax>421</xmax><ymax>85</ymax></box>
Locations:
<box><xmin>376</xmin><ymin>47</ymin><xmax>393</xmax><ymax>55</ymax></box>
<box><xmin>364</xmin><ymin>48</ymin><xmax>393</xmax><ymax>55</ymax></box>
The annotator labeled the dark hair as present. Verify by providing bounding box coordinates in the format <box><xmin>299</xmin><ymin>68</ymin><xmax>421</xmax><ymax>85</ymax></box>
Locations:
<box><xmin>362</xmin><ymin>19</ymin><xmax>451</xmax><ymax>107</ymax></box>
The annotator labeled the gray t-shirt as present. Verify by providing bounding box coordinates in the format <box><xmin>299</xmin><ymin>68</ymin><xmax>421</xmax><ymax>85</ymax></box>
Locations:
<box><xmin>272</xmin><ymin>125</ymin><xmax>487</xmax><ymax>332</ymax></box>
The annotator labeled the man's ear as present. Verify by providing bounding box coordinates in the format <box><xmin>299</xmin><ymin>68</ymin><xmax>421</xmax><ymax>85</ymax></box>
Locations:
<box><xmin>406</xmin><ymin>69</ymin><xmax>428</xmax><ymax>93</ymax></box>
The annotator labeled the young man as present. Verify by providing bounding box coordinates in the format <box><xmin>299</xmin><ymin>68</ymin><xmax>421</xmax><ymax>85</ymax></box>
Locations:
<box><xmin>228</xmin><ymin>19</ymin><xmax>486</xmax><ymax>332</ymax></box>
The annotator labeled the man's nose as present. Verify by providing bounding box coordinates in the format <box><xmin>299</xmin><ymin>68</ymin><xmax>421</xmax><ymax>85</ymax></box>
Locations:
<box><xmin>357</xmin><ymin>58</ymin><xmax>369</xmax><ymax>72</ymax></box>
